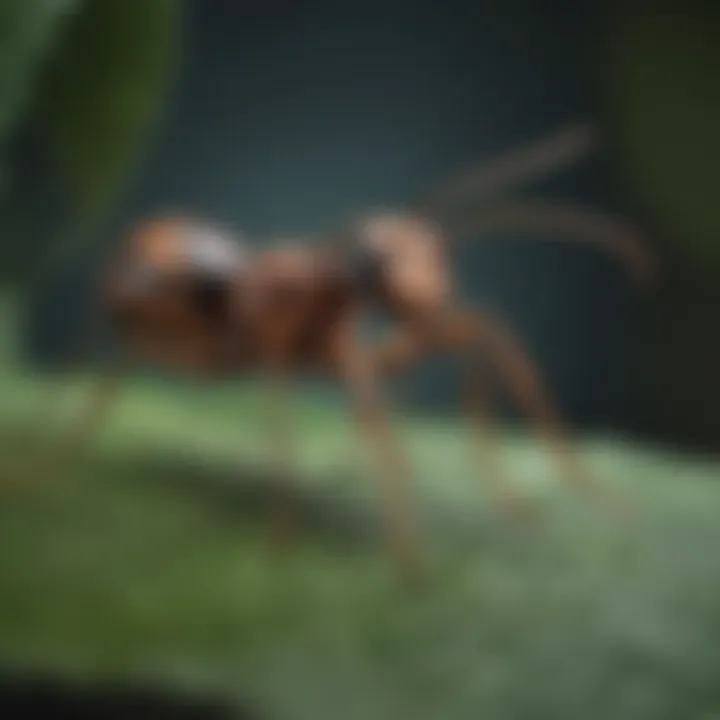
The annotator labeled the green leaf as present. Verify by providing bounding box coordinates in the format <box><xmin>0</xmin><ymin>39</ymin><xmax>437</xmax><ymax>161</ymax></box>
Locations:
<box><xmin>38</xmin><ymin>0</ymin><xmax>182</xmax><ymax>236</ymax></box>
<box><xmin>606</xmin><ymin>2</ymin><xmax>720</xmax><ymax>273</ymax></box>
<box><xmin>0</xmin><ymin>0</ymin><xmax>84</xmax><ymax>194</ymax></box>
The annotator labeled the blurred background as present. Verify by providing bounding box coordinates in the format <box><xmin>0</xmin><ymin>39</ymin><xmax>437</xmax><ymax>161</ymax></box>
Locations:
<box><xmin>0</xmin><ymin>0</ymin><xmax>719</xmax><ymax>718</ymax></box>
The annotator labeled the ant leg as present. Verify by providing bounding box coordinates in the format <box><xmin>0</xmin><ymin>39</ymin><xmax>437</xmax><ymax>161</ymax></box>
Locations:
<box><xmin>457</xmin><ymin>346</ymin><xmax>538</xmax><ymax>524</ymax></box>
<box><xmin>4</xmin><ymin>370</ymin><xmax>123</xmax><ymax>492</ymax></box>
<box><xmin>376</xmin><ymin>319</ymin><xmax>536</xmax><ymax>523</ymax></box>
<box><xmin>322</xmin><ymin>328</ymin><xmax>422</xmax><ymax>488</ymax></box>
<box><xmin>53</xmin><ymin>371</ymin><xmax>122</xmax><ymax>465</ymax></box>
<box><xmin>463</xmin><ymin>308</ymin><xmax>625</xmax><ymax>511</ymax></box>
<box><xmin>372</xmin><ymin>325</ymin><xmax>431</xmax><ymax>375</ymax></box>
<box><xmin>263</xmin><ymin>368</ymin><xmax>301</xmax><ymax>553</ymax></box>
<box><xmin>339</xmin><ymin>333</ymin><xmax>426</xmax><ymax>583</ymax></box>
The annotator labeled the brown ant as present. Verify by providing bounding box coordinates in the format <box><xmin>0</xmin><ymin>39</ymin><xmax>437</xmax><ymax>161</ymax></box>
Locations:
<box><xmin>23</xmin><ymin>122</ymin><xmax>656</xmax><ymax>581</ymax></box>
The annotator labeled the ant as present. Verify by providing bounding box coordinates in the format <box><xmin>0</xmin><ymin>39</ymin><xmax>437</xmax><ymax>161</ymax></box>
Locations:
<box><xmin>23</xmin><ymin>122</ymin><xmax>657</xmax><ymax>582</ymax></box>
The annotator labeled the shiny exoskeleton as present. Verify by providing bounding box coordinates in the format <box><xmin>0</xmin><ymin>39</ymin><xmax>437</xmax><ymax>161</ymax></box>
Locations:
<box><xmin>106</xmin><ymin>212</ymin><xmax>450</xmax><ymax>378</ymax></box>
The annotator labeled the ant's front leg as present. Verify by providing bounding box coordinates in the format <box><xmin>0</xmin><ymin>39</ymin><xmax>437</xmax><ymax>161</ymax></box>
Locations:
<box><xmin>336</xmin><ymin>325</ymin><xmax>427</xmax><ymax>584</ymax></box>
<box><xmin>464</xmin><ymin>308</ymin><xmax>627</xmax><ymax>513</ymax></box>
<box><xmin>373</xmin><ymin>318</ymin><xmax>538</xmax><ymax>525</ymax></box>
<box><xmin>457</xmin><ymin>347</ymin><xmax>539</xmax><ymax>525</ymax></box>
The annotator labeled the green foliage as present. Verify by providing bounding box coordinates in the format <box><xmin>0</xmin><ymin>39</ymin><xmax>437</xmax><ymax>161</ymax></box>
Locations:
<box><xmin>0</xmin><ymin>0</ymin><xmax>181</xmax><ymax>285</ymax></box>
<box><xmin>0</xmin><ymin>353</ymin><xmax>719</xmax><ymax>718</ymax></box>
<box><xmin>34</xmin><ymin>0</ymin><xmax>182</xmax><ymax>272</ymax></box>
<box><xmin>606</xmin><ymin>3</ymin><xmax>720</xmax><ymax>274</ymax></box>
<box><xmin>0</xmin><ymin>0</ymin><xmax>84</xmax><ymax>194</ymax></box>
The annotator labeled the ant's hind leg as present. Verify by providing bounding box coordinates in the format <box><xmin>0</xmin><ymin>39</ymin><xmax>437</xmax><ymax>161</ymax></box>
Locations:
<box><xmin>3</xmin><ymin>370</ymin><xmax>123</xmax><ymax>492</ymax></box>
